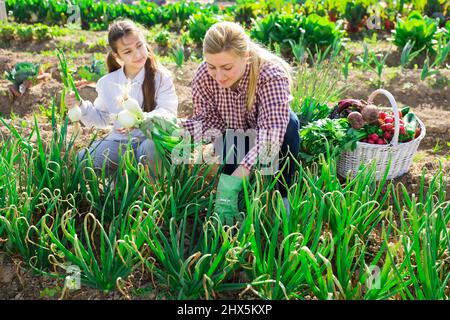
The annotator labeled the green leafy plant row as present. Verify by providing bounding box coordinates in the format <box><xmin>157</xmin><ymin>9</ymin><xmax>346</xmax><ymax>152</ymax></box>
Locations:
<box><xmin>0</xmin><ymin>21</ymin><xmax>69</xmax><ymax>42</ymax></box>
<box><xmin>5</xmin><ymin>0</ymin><xmax>220</xmax><ymax>31</ymax></box>
<box><xmin>251</xmin><ymin>13</ymin><xmax>345</xmax><ymax>54</ymax></box>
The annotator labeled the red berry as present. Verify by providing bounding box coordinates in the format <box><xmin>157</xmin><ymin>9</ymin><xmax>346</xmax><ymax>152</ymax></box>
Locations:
<box><xmin>385</xmin><ymin>117</ymin><xmax>394</xmax><ymax>123</ymax></box>
<box><xmin>379</xmin><ymin>112</ymin><xmax>387</xmax><ymax>120</ymax></box>
<box><xmin>376</xmin><ymin>138</ymin><xmax>385</xmax><ymax>145</ymax></box>
<box><xmin>369</xmin><ymin>133</ymin><xmax>379</xmax><ymax>140</ymax></box>
<box><xmin>383</xmin><ymin>132</ymin><xmax>392</xmax><ymax>140</ymax></box>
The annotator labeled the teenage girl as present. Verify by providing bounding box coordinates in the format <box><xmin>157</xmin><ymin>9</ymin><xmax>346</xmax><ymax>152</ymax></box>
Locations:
<box><xmin>65</xmin><ymin>19</ymin><xmax>178</xmax><ymax>172</ymax></box>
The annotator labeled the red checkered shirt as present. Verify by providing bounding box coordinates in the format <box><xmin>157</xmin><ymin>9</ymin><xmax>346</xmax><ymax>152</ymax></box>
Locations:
<box><xmin>182</xmin><ymin>61</ymin><xmax>291</xmax><ymax>171</ymax></box>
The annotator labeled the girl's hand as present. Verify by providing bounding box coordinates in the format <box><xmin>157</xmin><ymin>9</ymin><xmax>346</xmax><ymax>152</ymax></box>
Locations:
<box><xmin>65</xmin><ymin>92</ymin><xmax>78</xmax><ymax>109</ymax></box>
<box><xmin>117</xmin><ymin>127</ymin><xmax>133</xmax><ymax>134</ymax></box>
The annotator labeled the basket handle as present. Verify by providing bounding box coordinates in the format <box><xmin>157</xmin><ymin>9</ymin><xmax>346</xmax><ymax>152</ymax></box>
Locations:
<box><xmin>367</xmin><ymin>89</ymin><xmax>400</xmax><ymax>147</ymax></box>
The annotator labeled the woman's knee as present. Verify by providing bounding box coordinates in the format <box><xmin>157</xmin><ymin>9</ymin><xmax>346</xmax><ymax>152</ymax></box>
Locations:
<box><xmin>282</xmin><ymin>110</ymin><xmax>300</xmax><ymax>155</ymax></box>
<box><xmin>286</xmin><ymin>110</ymin><xmax>300</xmax><ymax>138</ymax></box>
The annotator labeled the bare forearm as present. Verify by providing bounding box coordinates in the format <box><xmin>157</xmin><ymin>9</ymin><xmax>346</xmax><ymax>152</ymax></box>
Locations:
<box><xmin>231</xmin><ymin>165</ymin><xmax>250</xmax><ymax>178</ymax></box>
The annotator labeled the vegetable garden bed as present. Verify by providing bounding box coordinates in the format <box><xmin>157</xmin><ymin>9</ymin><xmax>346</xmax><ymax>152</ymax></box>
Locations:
<box><xmin>0</xmin><ymin>0</ymin><xmax>449</xmax><ymax>300</ymax></box>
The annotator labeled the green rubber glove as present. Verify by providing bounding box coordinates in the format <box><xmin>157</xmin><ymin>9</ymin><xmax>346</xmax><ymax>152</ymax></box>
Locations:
<box><xmin>214</xmin><ymin>174</ymin><xmax>245</xmax><ymax>226</ymax></box>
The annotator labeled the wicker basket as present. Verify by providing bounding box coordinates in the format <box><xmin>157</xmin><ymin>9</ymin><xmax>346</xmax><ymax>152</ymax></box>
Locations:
<box><xmin>337</xmin><ymin>89</ymin><xmax>426</xmax><ymax>181</ymax></box>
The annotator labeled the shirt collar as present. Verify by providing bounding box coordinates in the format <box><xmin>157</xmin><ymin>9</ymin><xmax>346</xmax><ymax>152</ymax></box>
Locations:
<box><xmin>119</xmin><ymin>66</ymin><xmax>145</xmax><ymax>85</ymax></box>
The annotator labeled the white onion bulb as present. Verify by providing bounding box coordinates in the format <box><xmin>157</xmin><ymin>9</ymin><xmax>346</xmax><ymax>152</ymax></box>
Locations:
<box><xmin>117</xmin><ymin>109</ymin><xmax>137</xmax><ymax>128</ymax></box>
<box><xmin>68</xmin><ymin>106</ymin><xmax>82</xmax><ymax>122</ymax></box>
<box><xmin>122</xmin><ymin>98</ymin><xmax>144</xmax><ymax>120</ymax></box>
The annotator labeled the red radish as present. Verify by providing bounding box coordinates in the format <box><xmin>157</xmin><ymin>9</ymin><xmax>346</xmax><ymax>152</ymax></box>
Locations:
<box><xmin>400</xmin><ymin>126</ymin><xmax>406</xmax><ymax>134</ymax></box>
<box><xmin>329</xmin><ymin>12</ymin><xmax>337</xmax><ymax>22</ymax></box>
<box><xmin>369</xmin><ymin>133</ymin><xmax>379</xmax><ymax>140</ymax></box>
<box><xmin>384</xmin><ymin>19</ymin><xmax>395</xmax><ymax>31</ymax></box>
<box><xmin>379</xmin><ymin>112</ymin><xmax>387</xmax><ymax>120</ymax></box>
<box><xmin>380</xmin><ymin>124</ymin><xmax>388</xmax><ymax>131</ymax></box>
<box><xmin>376</xmin><ymin>138</ymin><xmax>385</xmax><ymax>144</ymax></box>
<box><xmin>385</xmin><ymin>123</ymin><xmax>393</xmax><ymax>131</ymax></box>
<box><xmin>348</xmin><ymin>111</ymin><xmax>365</xmax><ymax>129</ymax></box>
<box><xmin>414</xmin><ymin>127</ymin><xmax>420</xmax><ymax>138</ymax></box>
<box><xmin>385</xmin><ymin>117</ymin><xmax>394</xmax><ymax>123</ymax></box>
<box><xmin>368</xmin><ymin>139</ymin><xmax>375</xmax><ymax>144</ymax></box>
<box><xmin>383</xmin><ymin>132</ymin><xmax>392</xmax><ymax>140</ymax></box>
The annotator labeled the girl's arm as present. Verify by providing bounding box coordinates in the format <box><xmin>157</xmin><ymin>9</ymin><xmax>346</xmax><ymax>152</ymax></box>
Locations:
<box><xmin>78</xmin><ymin>78</ymin><xmax>112</xmax><ymax>129</ymax></box>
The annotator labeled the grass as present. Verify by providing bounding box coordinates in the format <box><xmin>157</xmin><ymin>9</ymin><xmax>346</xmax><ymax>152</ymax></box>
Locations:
<box><xmin>170</xmin><ymin>45</ymin><xmax>185</xmax><ymax>68</ymax></box>
<box><xmin>291</xmin><ymin>58</ymin><xmax>346</xmax><ymax>113</ymax></box>
<box><xmin>154</xmin><ymin>54</ymin><xmax>173</xmax><ymax>66</ymax></box>
<box><xmin>0</xmin><ymin>100</ymin><xmax>449</xmax><ymax>299</ymax></box>
<box><xmin>433</xmin><ymin>139</ymin><xmax>444</xmax><ymax>153</ymax></box>
<box><xmin>413</xmin><ymin>151</ymin><xmax>428</xmax><ymax>163</ymax></box>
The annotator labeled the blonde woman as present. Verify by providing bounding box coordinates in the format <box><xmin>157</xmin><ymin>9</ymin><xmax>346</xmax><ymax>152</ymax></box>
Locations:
<box><xmin>182</xmin><ymin>22</ymin><xmax>300</xmax><ymax>225</ymax></box>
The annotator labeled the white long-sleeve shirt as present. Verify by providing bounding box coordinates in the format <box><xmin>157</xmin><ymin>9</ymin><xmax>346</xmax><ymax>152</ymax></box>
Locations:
<box><xmin>79</xmin><ymin>64</ymin><xmax>178</xmax><ymax>141</ymax></box>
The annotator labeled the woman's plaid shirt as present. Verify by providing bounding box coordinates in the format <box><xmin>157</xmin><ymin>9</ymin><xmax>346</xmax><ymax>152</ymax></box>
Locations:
<box><xmin>182</xmin><ymin>61</ymin><xmax>292</xmax><ymax>170</ymax></box>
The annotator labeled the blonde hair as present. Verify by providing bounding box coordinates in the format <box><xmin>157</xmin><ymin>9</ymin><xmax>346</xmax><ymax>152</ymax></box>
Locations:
<box><xmin>203</xmin><ymin>21</ymin><xmax>292</xmax><ymax>111</ymax></box>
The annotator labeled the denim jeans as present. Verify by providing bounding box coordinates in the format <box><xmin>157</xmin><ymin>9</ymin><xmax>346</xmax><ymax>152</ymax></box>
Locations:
<box><xmin>77</xmin><ymin>138</ymin><xmax>155</xmax><ymax>175</ymax></box>
<box><xmin>214</xmin><ymin>109</ymin><xmax>300</xmax><ymax>197</ymax></box>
